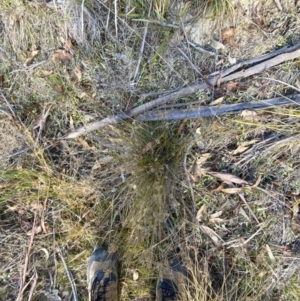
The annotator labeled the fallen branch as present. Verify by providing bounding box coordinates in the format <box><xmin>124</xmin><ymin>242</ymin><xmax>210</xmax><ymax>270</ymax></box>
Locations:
<box><xmin>209</xmin><ymin>43</ymin><xmax>300</xmax><ymax>79</ymax></box>
<box><xmin>65</xmin><ymin>44</ymin><xmax>300</xmax><ymax>139</ymax></box>
<box><xmin>137</xmin><ymin>94</ymin><xmax>300</xmax><ymax>121</ymax></box>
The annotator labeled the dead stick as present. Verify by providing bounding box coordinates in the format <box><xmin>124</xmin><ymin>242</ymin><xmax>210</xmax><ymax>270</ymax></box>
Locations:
<box><xmin>137</xmin><ymin>94</ymin><xmax>300</xmax><ymax>121</ymax></box>
<box><xmin>65</xmin><ymin>45</ymin><xmax>300</xmax><ymax>139</ymax></box>
<box><xmin>209</xmin><ymin>43</ymin><xmax>300</xmax><ymax>79</ymax></box>
<box><xmin>221</xmin><ymin>48</ymin><xmax>300</xmax><ymax>82</ymax></box>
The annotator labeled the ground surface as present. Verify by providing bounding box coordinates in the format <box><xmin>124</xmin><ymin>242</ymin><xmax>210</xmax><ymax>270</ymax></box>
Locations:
<box><xmin>1</xmin><ymin>0</ymin><xmax>300</xmax><ymax>300</ymax></box>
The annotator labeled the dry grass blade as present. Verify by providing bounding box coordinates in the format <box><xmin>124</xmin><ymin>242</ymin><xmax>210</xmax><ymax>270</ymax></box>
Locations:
<box><xmin>133</xmin><ymin>2</ymin><xmax>152</xmax><ymax>82</ymax></box>
<box><xmin>56</xmin><ymin>247</ymin><xmax>79</xmax><ymax>301</ymax></box>
<box><xmin>273</xmin><ymin>0</ymin><xmax>283</xmax><ymax>11</ymax></box>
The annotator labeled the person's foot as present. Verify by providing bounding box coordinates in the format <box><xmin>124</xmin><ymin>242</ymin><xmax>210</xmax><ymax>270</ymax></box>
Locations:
<box><xmin>87</xmin><ymin>247</ymin><xmax>119</xmax><ymax>301</ymax></box>
<box><xmin>156</xmin><ymin>278</ymin><xmax>178</xmax><ymax>301</ymax></box>
<box><xmin>156</xmin><ymin>255</ymin><xmax>186</xmax><ymax>301</ymax></box>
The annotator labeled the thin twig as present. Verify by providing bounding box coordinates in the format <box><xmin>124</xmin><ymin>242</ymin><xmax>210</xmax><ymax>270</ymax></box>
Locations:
<box><xmin>227</xmin><ymin>220</ymin><xmax>270</xmax><ymax>248</ymax></box>
<box><xmin>0</xmin><ymin>89</ymin><xmax>15</xmax><ymax>117</ymax></box>
<box><xmin>0</xmin><ymin>108</ymin><xmax>12</xmax><ymax>118</ymax></box>
<box><xmin>18</xmin><ymin>274</ymin><xmax>36</xmax><ymax>299</ymax></box>
<box><xmin>56</xmin><ymin>247</ymin><xmax>79</xmax><ymax>301</ymax></box>
<box><xmin>237</xmin><ymin>190</ymin><xmax>260</xmax><ymax>224</ymax></box>
<box><xmin>260</xmin><ymin>77</ymin><xmax>300</xmax><ymax>93</ymax></box>
<box><xmin>235</xmin><ymin>133</ymin><xmax>300</xmax><ymax>167</ymax></box>
<box><xmin>187</xmin><ymin>40</ymin><xmax>216</xmax><ymax>56</ymax></box>
<box><xmin>9</xmin><ymin>60</ymin><xmax>47</xmax><ymax>73</ymax></box>
<box><xmin>176</xmin><ymin>47</ymin><xmax>204</xmax><ymax>76</ymax></box>
<box><xmin>34</xmin><ymin>105</ymin><xmax>52</xmax><ymax>142</ymax></box>
<box><xmin>27</xmin><ymin>272</ymin><xmax>38</xmax><ymax>301</ymax></box>
<box><xmin>132</xmin><ymin>18</ymin><xmax>179</xmax><ymax>28</ymax></box>
<box><xmin>16</xmin><ymin>213</ymin><xmax>37</xmax><ymax>301</ymax></box>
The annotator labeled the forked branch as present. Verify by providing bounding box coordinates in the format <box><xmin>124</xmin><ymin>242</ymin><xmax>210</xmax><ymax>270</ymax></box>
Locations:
<box><xmin>65</xmin><ymin>44</ymin><xmax>300</xmax><ymax>139</ymax></box>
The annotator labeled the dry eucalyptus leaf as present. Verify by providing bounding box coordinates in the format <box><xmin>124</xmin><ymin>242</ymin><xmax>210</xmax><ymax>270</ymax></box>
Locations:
<box><xmin>25</xmin><ymin>50</ymin><xmax>39</xmax><ymax>65</ymax></box>
<box><xmin>75</xmin><ymin>66</ymin><xmax>82</xmax><ymax>82</ymax></box>
<box><xmin>231</xmin><ymin>139</ymin><xmax>260</xmax><ymax>155</ymax></box>
<box><xmin>27</xmin><ymin>225</ymin><xmax>42</xmax><ymax>235</ymax></box>
<box><xmin>239</xmin><ymin>207</ymin><xmax>251</xmax><ymax>221</ymax></box>
<box><xmin>210</xmin><ymin>211</ymin><xmax>223</xmax><ymax>218</ymax></box>
<box><xmin>209</xmin><ymin>211</ymin><xmax>225</xmax><ymax>224</ymax></box>
<box><xmin>133</xmin><ymin>271</ymin><xmax>139</xmax><ymax>281</ymax></box>
<box><xmin>64</xmin><ymin>39</ymin><xmax>72</xmax><ymax>52</ymax></box>
<box><xmin>225</xmin><ymin>81</ymin><xmax>238</xmax><ymax>93</ymax></box>
<box><xmin>209</xmin><ymin>217</ymin><xmax>225</xmax><ymax>224</ymax></box>
<box><xmin>221</xmin><ymin>187</ymin><xmax>244</xmax><ymax>194</ymax></box>
<box><xmin>196</xmin><ymin>204</ymin><xmax>206</xmax><ymax>221</ymax></box>
<box><xmin>41</xmin><ymin>70</ymin><xmax>53</xmax><ymax>76</ymax></box>
<box><xmin>230</xmin><ymin>145</ymin><xmax>250</xmax><ymax>155</ymax></box>
<box><xmin>52</xmin><ymin>50</ymin><xmax>72</xmax><ymax>63</ymax></box>
<box><xmin>228</xmin><ymin>55</ymin><xmax>237</xmax><ymax>65</ymax></box>
<box><xmin>221</xmin><ymin>27</ymin><xmax>238</xmax><ymax>48</ymax></box>
<box><xmin>207</xmin><ymin>171</ymin><xmax>248</xmax><ymax>184</ymax></box>
<box><xmin>142</xmin><ymin>141</ymin><xmax>153</xmax><ymax>154</ymax></box>
<box><xmin>241</xmin><ymin>110</ymin><xmax>258</xmax><ymax>121</ymax></box>
<box><xmin>200</xmin><ymin>225</ymin><xmax>223</xmax><ymax>246</ymax></box>
<box><xmin>54</xmin><ymin>85</ymin><xmax>64</xmax><ymax>93</ymax></box>
<box><xmin>210</xmin><ymin>39</ymin><xmax>226</xmax><ymax>51</ymax></box>
<box><xmin>196</xmin><ymin>153</ymin><xmax>210</xmax><ymax>166</ymax></box>
<box><xmin>251</xmin><ymin>175</ymin><xmax>262</xmax><ymax>188</ymax></box>
<box><xmin>193</xmin><ymin>166</ymin><xmax>207</xmax><ymax>178</ymax></box>
<box><xmin>210</xmin><ymin>96</ymin><xmax>224</xmax><ymax>106</ymax></box>
<box><xmin>79</xmin><ymin>92</ymin><xmax>87</xmax><ymax>99</ymax></box>
<box><xmin>210</xmin><ymin>184</ymin><xmax>224</xmax><ymax>193</ymax></box>
<box><xmin>29</xmin><ymin>201</ymin><xmax>44</xmax><ymax>211</ymax></box>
